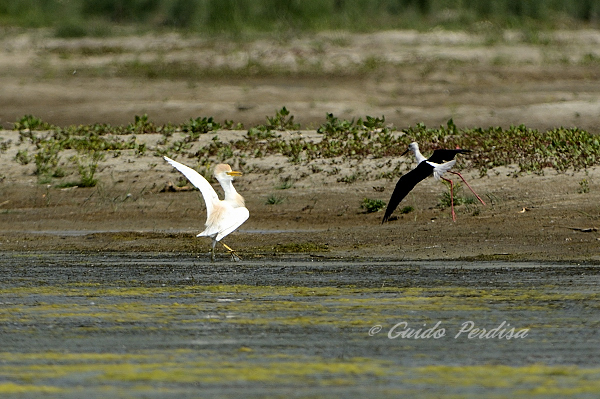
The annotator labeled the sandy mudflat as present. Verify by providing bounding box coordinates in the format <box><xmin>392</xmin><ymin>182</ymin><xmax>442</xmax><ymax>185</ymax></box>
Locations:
<box><xmin>0</xmin><ymin>125</ymin><xmax>599</xmax><ymax>261</ymax></box>
<box><xmin>0</xmin><ymin>29</ymin><xmax>599</xmax><ymax>261</ymax></box>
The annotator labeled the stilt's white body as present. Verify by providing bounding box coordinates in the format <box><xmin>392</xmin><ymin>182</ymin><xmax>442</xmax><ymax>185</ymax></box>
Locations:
<box><xmin>426</xmin><ymin>159</ymin><xmax>456</xmax><ymax>180</ymax></box>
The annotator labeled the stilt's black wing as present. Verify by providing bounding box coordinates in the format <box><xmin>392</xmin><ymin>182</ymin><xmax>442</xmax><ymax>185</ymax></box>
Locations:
<box><xmin>427</xmin><ymin>149</ymin><xmax>471</xmax><ymax>164</ymax></box>
<box><xmin>382</xmin><ymin>162</ymin><xmax>433</xmax><ymax>223</ymax></box>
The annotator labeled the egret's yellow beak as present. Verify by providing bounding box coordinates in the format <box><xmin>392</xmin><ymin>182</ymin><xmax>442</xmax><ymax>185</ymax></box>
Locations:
<box><xmin>227</xmin><ymin>170</ymin><xmax>243</xmax><ymax>177</ymax></box>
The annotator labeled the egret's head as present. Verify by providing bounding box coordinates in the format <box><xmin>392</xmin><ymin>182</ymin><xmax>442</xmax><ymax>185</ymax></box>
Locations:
<box><xmin>214</xmin><ymin>164</ymin><xmax>242</xmax><ymax>181</ymax></box>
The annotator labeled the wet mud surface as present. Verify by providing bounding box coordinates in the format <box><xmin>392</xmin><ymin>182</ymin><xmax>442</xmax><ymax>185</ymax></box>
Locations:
<box><xmin>1</xmin><ymin>252</ymin><xmax>600</xmax><ymax>398</ymax></box>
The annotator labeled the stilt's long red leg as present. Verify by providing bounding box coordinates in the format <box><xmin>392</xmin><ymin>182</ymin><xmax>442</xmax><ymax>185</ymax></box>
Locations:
<box><xmin>449</xmin><ymin>171</ymin><xmax>486</xmax><ymax>206</ymax></box>
<box><xmin>441</xmin><ymin>177</ymin><xmax>456</xmax><ymax>222</ymax></box>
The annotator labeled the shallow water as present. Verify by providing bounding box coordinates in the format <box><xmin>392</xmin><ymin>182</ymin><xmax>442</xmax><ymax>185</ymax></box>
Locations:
<box><xmin>1</xmin><ymin>252</ymin><xmax>599</xmax><ymax>398</ymax></box>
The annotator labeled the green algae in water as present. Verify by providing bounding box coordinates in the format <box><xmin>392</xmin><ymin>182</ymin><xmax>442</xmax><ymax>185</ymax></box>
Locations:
<box><xmin>409</xmin><ymin>364</ymin><xmax>600</xmax><ymax>395</ymax></box>
<box><xmin>1</xmin><ymin>277</ymin><xmax>600</xmax><ymax>397</ymax></box>
<box><xmin>2</xmin><ymin>284</ymin><xmax>599</xmax><ymax>331</ymax></box>
<box><xmin>0</xmin><ymin>382</ymin><xmax>63</xmax><ymax>394</ymax></box>
<box><xmin>2</xmin><ymin>351</ymin><xmax>600</xmax><ymax>395</ymax></box>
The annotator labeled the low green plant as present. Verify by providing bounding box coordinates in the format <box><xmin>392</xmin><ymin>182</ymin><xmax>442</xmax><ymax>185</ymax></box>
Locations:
<box><xmin>34</xmin><ymin>141</ymin><xmax>61</xmax><ymax>176</ymax></box>
<box><xmin>15</xmin><ymin>150</ymin><xmax>31</xmax><ymax>165</ymax></box>
<box><xmin>135</xmin><ymin>143</ymin><xmax>147</xmax><ymax>157</ymax></box>
<box><xmin>279</xmin><ymin>138</ymin><xmax>306</xmax><ymax>163</ymax></box>
<box><xmin>217</xmin><ymin>143</ymin><xmax>234</xmax><ymax>161</ymax></box>
<box><xmin>170</xmin><ymin>140</ymin><xmax>193</xmax><ymax>155</ymax></box>
<box><xmin>183</xmin><ymin>116</ymin><xmax>222</xmax><ymax>136</ymax></box>
<box><xmin>578</xmin><ymin>178</ymin><xmax>590</xmax><ymax>194</ymax></box>
<box><xmin>338</xmin><ymin>174</ymin><xmax>359</xmax><ymax>184</ymax></box>
<box><xmin>317</xmin><ymin>113</ymin><xmax>355</xmax><ymax>136</ymax></box>
<box><xmin>361</xmin><ymin>198</ymin><xmax>386</xmax><ymax>213</ymax></box>
<box><xmin>438</xmin><ymin>183</ymin><xmax>476</xmax><ymax>209</ymax></box>
<box><xmin>176</xmin><ymin>177</ymin><xmax>189</xmax><ymax>188</ymax></box>
<box><xmin>14</xmin><ymin>115</ymin><xmax>54</xmax><ymax>131</ymax></box>
<box><xmin>223</xmin><ymin>120</ymin><xmax>244</xmax><ymax>130</ymax></box>
<box><xmin>52</xmin><ymin>167</ymin><xmax>66</xmax><ymax>178</ymax></box>
<box><xmin>359</xmin><ymin>115</ymin><xmax>387</xmax><ymax>130</ymax></box>
<box><xmin>244</xmin><ymin>127</ymin><xmax>279</xmax><ymax>141</ymax></box>
<box><xmin>130</xmin><ymin>114</ymin><xmax>152</xmax><ymax>132</ymax></box>
<box><xmin>70</xmin><ymin>151</ymin><xmax>105</xmax><ymax>187</ymax></box>
<box><xmin>0</xmin><ymin>139</ymin><xmax>11</xmax><ymax>153</ymax></box>
<box><xmin>399</xmin><ymin>205</ymin><xmax>414</xmax><ymax>214</ymax></box>
<box><xmin>266</xmin><ymin>194</ymin><xmax>285</xmax><ymax>205</ymax></box>
<box><xmin>276</xmin><ymin>176</ymin><xmax>294</xmax><ymax>190</ymax></box>
<box><xmin>264</xmin><ymin>107</ymin><xmax>300</xmax><ymax>131</ymax></box>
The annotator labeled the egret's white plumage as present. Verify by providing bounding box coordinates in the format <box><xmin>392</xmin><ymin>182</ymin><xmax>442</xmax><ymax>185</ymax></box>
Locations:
<box><xmin>164</xmin><ymin>156</ymin><xmax>249</xmax><ymax>261</ymax></box>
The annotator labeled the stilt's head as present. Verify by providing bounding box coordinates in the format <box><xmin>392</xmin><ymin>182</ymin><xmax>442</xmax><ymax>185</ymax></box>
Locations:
<box><xmin>408</xmin><ymin>142</ymin><xmax>419</xmax><ymax>153</ymax></box>
<box><xmin>401</xmin><ymin>142</ymin><xmax>419</xmax><ymax>156</ymax></box>
<box><xmin>214</xmin><ymin>164</ymin><xmax>242</xmax><ymax>182</ymax></box>
<box><xmin>402</xmin><ymin>142</ymin><xmax>427</xmax><ymax>164</ymax></box>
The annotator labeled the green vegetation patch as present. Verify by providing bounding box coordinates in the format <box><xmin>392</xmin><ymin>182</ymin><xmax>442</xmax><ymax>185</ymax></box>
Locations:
<box><xmin>1</xmin><ymin>0</ymin><xmax>599</xmax><ymax>35</ymax></box>
<box><xmin>361</xmin><ymin>198</ymin><xmax>386</xmax><ymax>213</ymax></box>
<box><xmin>11</xmin><ymin>112</ymin><xmax>600</xmax><ymax>188</ymax></box>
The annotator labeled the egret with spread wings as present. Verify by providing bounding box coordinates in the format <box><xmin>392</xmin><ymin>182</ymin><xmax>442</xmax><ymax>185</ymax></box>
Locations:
<box><xmin>164</xmin><ymin>156</ymin><xmax>249</xmax><ymax>261</ymax></box>
<box><xmin>382</xmin><ymin>142</ymin><xmax>485</xmax><ymax>223</ymax></box>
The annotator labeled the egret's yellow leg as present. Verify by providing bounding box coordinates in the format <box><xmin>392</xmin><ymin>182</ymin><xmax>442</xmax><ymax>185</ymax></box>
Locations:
<box><xmin>221</xmin><ymin>242</ymin><xmax>241</xmax><ymax>261</ymax></box>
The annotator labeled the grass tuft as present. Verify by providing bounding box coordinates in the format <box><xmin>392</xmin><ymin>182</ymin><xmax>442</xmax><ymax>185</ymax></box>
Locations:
<box><xmin>361</xmin><ymin>198</ymin><xmax>386</xmax><ymax>213</ymax></box>
<box><xmin>266</xmin><ymin>194</ymin><xmax>285</xmax><ymax>205</ymax></box>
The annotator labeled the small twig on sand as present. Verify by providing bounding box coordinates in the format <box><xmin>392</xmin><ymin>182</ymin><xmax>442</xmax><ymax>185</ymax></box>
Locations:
<box><xmin>563</xmin><ymin>226</ymin><xmax>598</xmax><ymax>233</ymax></box>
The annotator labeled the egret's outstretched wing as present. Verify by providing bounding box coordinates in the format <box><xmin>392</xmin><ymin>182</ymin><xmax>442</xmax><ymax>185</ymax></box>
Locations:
<box><xmin>164</xmin><ymin>156</ymin><xmax>218</xmax><ymax>215</ymax></box>
<box><xmin>382</xmin><ymin>162</ymin><xmax>432</xmax><ymax>223</ymax></box>
<box><xmin>427</xmin><ymin>149</ymin><xmax>470</xmax><ymax>164</ymax></box>
<box><xmin>197</xmin><ymin>204</ymin><xmax>249</xmax><ymax>241</ymax></box>
<box><xmin>215</xmin><ymin>207</ymin><xmax>249</xmax><ymax>241</ymax></box>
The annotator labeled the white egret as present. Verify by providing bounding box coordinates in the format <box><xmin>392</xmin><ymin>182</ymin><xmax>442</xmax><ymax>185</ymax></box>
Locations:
<box><xmin>164</xmin><ymin>156</ymin><xmax>249</xmax><ymax>261</ymax></box>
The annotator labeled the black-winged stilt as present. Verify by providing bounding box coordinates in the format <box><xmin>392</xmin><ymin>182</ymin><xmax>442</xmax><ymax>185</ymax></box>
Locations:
<box><xmin>382</xmin><ymin>142</ymin><xmax>485</xmax><ymax>223</ymax></box>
